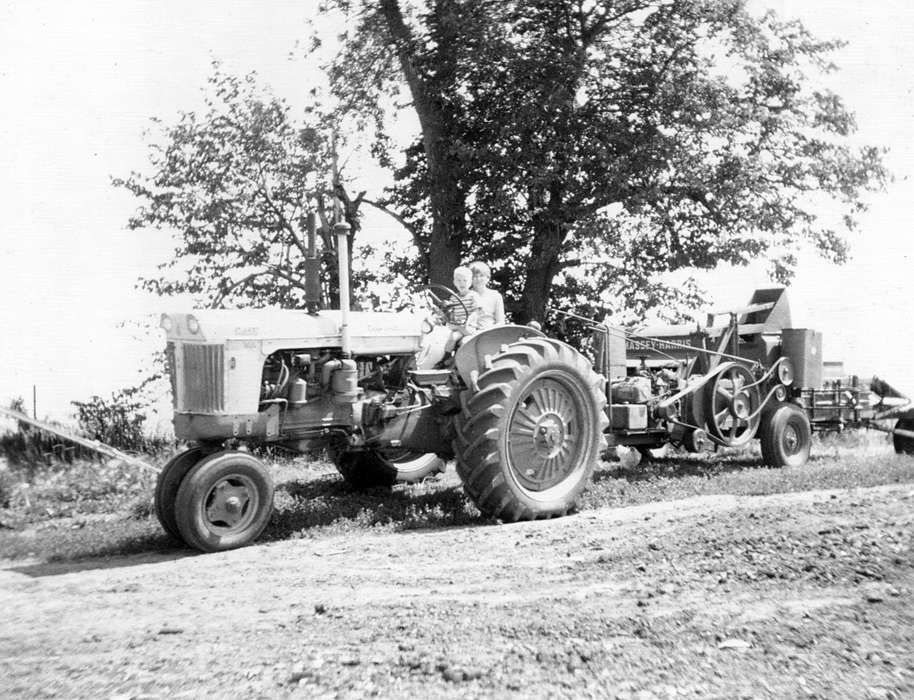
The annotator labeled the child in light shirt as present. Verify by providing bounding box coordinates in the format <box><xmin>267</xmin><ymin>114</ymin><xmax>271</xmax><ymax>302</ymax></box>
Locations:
<box><xmin>470</xmin><ymin>261</ymin><xmax>505</xmax><ymax>329</ymax></box>
<box><xmin>445</xmin><ymin>266</ymin><xmax>480</xmax><ymax>349</ymax></box>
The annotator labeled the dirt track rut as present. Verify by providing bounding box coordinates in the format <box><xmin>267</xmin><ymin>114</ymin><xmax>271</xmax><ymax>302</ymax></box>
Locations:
<box><xmin>1</xmin><ymin>484</ymin><xmax>913</xmax><ymax>698</ymax></box>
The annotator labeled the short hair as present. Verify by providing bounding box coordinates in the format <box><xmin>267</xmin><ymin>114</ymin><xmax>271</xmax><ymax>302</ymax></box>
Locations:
<box><xmin>453</xmin><ymin>265</ymin><xmax>472</xmax><ymax>280</ymax></box>
<box><xmin>470</xmin><ymin>261</ymin><xmax>491</xmax><ymax>277</ymax></box>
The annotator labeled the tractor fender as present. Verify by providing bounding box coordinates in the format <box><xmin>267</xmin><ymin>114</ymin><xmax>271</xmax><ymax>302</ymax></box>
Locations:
<box><xmin>454</xmin><ymin>324</ymin><xmax>546</xmax><ymax>390</ymax></box>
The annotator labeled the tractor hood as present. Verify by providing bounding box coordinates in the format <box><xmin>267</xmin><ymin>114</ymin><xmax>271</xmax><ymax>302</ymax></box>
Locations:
<box><xmin>161</xmin><ymin>309</ymin><xmax>425</xmax><ymax>355</ymax></box>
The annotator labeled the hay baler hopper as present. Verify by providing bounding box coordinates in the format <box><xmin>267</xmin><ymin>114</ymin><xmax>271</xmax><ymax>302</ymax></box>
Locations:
<box><xmin>591</xmin><ymin>288</ymin><xmax>914</xmax><ymax>464</ymax></box>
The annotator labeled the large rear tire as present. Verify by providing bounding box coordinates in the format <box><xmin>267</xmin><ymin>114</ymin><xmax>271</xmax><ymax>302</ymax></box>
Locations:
<box><xmin>174</xmin><ymin>450</ymin><xmax>274</xmax><ymax>552</ymax></box>
<box><xmin>154</xmin><ymin>446</ymin><xmax>206</xmax><ymax>539</ymax></box>
<box><xmin>893</xmin><ymin>418</ymin><xmax>914</xmax><ymax>455</ymax></box>
<box><xmin>334</xmin><ymin>449</ymin><xmax>445</xmax><ymax>489</ymax></box>
<box><xmin>453</xmin><ymin>338</ymin><xmax>607</xmax><ymax>521</ymax></box>
<box><xmin>760</xmin><ymin>403</ymin><xmax>811</xmax><ymax>468</ymax></box>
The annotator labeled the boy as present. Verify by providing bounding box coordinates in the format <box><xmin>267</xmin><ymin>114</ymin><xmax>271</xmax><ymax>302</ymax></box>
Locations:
<box><xmin>469</xmin><ymin>261</ymin><xmax>505</xmax><ymax>329</ymax></box>
<box><xmin>445</xmin><ymin>266</ymin><xmax>480</xmax><ymax>347</ymax></box>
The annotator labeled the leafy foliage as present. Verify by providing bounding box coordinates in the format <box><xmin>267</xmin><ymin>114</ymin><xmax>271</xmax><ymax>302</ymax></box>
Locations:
<box><xmin>327</xmin><ymin>0</ymin><xmax>886</xmax><ymax>325</ymax></box>
<box><xmin>71</xmin><ymin>374</ymin><xmax>163</xmax><ymax>453</ymax></box>
<box><xmin>116</xmin><ymin>65</ymin><xmax>366</xmax><ymax>309</ymax></box>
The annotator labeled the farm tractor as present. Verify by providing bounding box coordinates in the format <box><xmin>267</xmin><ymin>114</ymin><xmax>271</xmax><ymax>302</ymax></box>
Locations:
<box><xmin>155</xmin><ymin>223</ymin><xmax>913</xmax><ymax>552</ymax></box>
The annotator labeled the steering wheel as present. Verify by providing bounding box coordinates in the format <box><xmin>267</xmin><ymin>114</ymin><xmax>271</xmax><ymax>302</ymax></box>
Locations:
<box><xmin>420</xmin><ymin>284</ymin><xmax>469</xmax><ymax>325</ymax></box>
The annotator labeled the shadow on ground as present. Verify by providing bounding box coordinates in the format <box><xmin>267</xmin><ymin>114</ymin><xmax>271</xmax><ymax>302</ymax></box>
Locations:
<box><xmin>7</xmin><ymin>447</ymin><xmax>874</xmax><ymax>572</ymax></box>
<box><xmin>264</xmin><ymin>474</ymin><xmax>485</xmax><ymax>542</ymax></box>
<box><xmin>4</xmin><ymin>545</ymin><xmax>193</xmax><ymax>578</ymax></box>
<box><xmin>599</xmin><ymin>455</ymin><xmax>784</xmax><ymax>481</ymax></box>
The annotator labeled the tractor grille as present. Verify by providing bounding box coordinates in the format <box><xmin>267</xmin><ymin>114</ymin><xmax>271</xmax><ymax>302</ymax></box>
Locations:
<box><xmin>165</xmin><ymin>342</ymin><xmax>178</xmax><ymax>409</ymax></box>
<box><xmin>180</xmin><ymin>344</ymin><xmax>225</xmax><ymax>412</ymax></box>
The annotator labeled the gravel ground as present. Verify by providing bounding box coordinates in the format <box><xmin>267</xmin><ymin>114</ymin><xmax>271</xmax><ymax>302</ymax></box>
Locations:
<box><xmin>1</xmin><ymin>483</ymin><xmax>912</xmax><ymax>699</ymax></box>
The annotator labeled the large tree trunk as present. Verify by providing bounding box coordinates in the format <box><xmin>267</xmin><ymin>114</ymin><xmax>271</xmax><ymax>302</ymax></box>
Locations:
<box><xmin>519</xmin><ymin>185</ymin><xmax>567</xmax><ymax>324</ymax></box>
<box><xmin>424</xmin><ymin>137</ymin><xmax>464</xmax><ymax>285</ymax></box>
<box><xmin>520</xmin><ymin>223</ymin><xmax>564</xmax><ymax>325</ymax></box>
<box><xmin>379</xmin><ymin>0</ymin><xmax>464</xmax><ymax>286</ymax></box>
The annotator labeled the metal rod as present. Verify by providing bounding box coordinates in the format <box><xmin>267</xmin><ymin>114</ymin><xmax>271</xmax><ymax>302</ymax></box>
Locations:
<box><xmin>656</xmin><ymin>362</ymin><xmax>731</xmax><ymax>410</ymax></box>
<box><xmin>335</xmin><ymin>221</ymin><xmax>352</xmax><ymax>358</ymax></box>
<box><xmin>0</xmin><ymin>406</ymin><xmax>155</xmax><ymax>472</ymax></box>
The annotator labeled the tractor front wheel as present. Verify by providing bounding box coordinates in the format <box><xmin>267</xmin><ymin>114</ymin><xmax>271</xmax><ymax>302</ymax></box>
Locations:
<box><xmin>154</xmin><ymin>446</ymin><xmax>206</xmax><ymax>540</ymax></box>
<box><xmin>453</xmin><ymin>338</ymin><xmax>607</xmax><ymax>521</ymax></box>
<box><xmin>174</xmin><ymin>450</ymin><xmax>274</xmax><ymax>552</ymax></box>
<box><xmin>333</xmin><ymin>449</ymin><xmax>445</xmax><ymax>489</ymax></box>
<box><xmin>760</xmin><ymin>403</ymin><xmax>811</xmax><ymax>468</ymax></box>
<box><xmin>893</xmin><ymin>418</ymin><xmax>914</xmax><ymax>454</ymax></box>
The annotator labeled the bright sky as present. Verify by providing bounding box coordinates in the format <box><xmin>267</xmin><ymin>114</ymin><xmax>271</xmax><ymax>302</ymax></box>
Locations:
<box><xmin>1</xmin><ymin>0</ymin><xmax>913</xmax><ymax>425</ymax></box>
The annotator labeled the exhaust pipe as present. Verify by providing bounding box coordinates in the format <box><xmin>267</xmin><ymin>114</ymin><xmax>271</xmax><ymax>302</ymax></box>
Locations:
<box><xmin>305</xmin><ymin>212</ymin><xmax>321</xmax><ymax>315</ymax></box>
<box><xmin>334</xmin><ymin>220</ymin><xmax>351</xmax><ymax>358</ymax></box>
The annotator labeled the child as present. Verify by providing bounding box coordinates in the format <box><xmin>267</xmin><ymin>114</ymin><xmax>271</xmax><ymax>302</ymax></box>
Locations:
<box><xmin>469</xmin><ymin>261</ymin><xmax>505</xmax><ymax>329</ymax></box>
<box><xmin>445</xmin><ymin>266</ymin><xmax>480</xmax><ymax>349</ymax></box>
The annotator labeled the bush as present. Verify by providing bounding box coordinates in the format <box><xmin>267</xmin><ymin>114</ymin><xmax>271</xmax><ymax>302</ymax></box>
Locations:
<box><xmin>71</xmin><ymin>374</ymin><xmax>164</xmax><ymax>453</ymax></box>
<box><xmin>0</xmin><ymin>397</ymin><xmax>95</xmax><ymax>472</ymax></box>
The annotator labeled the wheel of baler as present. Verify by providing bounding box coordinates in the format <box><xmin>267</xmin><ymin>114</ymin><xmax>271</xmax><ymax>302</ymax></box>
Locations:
<box><xmin>893</xmin><ymin>418</ymin><xmax>914</xmax><ymax>455</ymax></box>
<box><xmin>760</xmin><ymin>403</ymin><xmax>811</xmax><ymax>468</ymax></box>
<box><xmin>174</xmin><ymin>450</ymin><xmax>274</xmax><ymax>553</ymax></box>
<box><xmin>154</xmin><ymin>446</ymin><xmax>207</xmax><ymax>540</ymax></box>
<box><xmin>705</xmin><ymin>363</ymin><xmax>761</xmax><ymax>447</ymax></box>
<box><xmin>333</xmin><ymin>449</ymin><xmax>445</xmax><ymax>489</ymax></box>
<box><xmin>452</xmin><ymin>337</ymin><xmax>608</xmax><ymax>521</ymax></box>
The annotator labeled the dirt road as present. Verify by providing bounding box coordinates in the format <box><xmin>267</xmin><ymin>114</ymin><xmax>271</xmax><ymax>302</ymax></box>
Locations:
<box><xmin>1</xmin><ymin>483</ymin><xmax>912</xmax><ymax>699</ymax></box>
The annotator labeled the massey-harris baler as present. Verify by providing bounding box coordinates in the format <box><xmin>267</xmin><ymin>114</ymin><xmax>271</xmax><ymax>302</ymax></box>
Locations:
<box><xmin>586</xmin><ymin>287</ymin><xmax>914</xmax><ymax>462</ymax></box>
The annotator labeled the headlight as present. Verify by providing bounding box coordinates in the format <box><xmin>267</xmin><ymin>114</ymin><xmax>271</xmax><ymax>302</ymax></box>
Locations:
<box><xmin>186</xmin><ymin>315</ymin><xmax>201</xmax><ymax>335</ymax></box>
<box><xmin>160</xmin><ymin>314</ymin><xmax>174</xmax><ymax>332</ymax></box>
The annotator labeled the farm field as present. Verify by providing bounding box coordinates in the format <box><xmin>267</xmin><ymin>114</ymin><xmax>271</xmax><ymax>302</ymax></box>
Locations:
<box><xmin>1</xmin><ymin>437</ymin><xmax>913</xmax><ymax>698</ymax></box>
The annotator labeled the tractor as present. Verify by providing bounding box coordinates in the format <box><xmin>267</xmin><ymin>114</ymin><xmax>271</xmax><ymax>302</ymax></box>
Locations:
<box><xmin>156</xmin><ymin>222</ymin><xmax>608</xmax><ymax>552</ymax></box>
<box><xmin>155</xmin><ymin>223</ymin><xmax>913</xmax><ymax>553</ymax></box>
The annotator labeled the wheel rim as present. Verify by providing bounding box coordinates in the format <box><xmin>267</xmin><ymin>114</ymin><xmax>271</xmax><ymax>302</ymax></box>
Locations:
<box><xmin>505</xmin><ymin>373</ymin><xmax>593</xmax><ymax>493</ymax></box>
<box><xmin>782</xmin><ymin>422</ymin><xmax>800</xmax><ymax>455</ymax></box>
<box><xmin>201</xmin><ymin>474</ymin><xmax>260</xmax><ymax>533</ymax></box>
<box><xmin>707</xmin><ymin>365</ymin><xmax>760</xmax><ymax>447</ymax></box>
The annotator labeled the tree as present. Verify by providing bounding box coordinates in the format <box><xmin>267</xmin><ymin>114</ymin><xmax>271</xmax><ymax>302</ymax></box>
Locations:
<box><xmin>116</xmin><ymin>66</ymin><xmax>366</xmax><ymax>309</ymax></box>
<box><xmin>327</xmin><ymin>0</ymin><xmax>886</xmax><ymax>324</ymax></box>
<box><xmin>326</xmin><ymin>0</ymin><xmax>500</xmax><ymax>285</ymax></box>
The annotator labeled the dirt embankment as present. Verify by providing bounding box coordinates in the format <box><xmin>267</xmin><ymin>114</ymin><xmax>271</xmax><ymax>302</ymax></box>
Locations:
<box><xmin>1</xmin><ymin>483</ymin><xmax>912</xmax><ymax>699</ymax></box>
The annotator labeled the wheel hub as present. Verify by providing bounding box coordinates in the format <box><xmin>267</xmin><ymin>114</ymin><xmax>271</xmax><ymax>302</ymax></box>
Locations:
<box><xmin>224</xmin><ymin>495</ymin><xmax>243</xmax><ymax>514</ymax></box>
<box><xmin>506</xmin><ymin>375</ymin><xmax>589</xmax><ymax>492</ymax></box>
<box><xmin>533</xmin><ymin>412</ymin><xmax>565</xmax><ymax>458</ymax></box>
<box><xmin>206</xmin><ymin>478</ymin><xmax>253</xmax><ymax>529</ymax></box>
<box><xmin>730</xmin><ymin>392</ymin><xmax>751</xmax><ymax>420</ymax></box>
<box><xmin>783</xmin><ymin>424</ymin><xmax>800</xmax><ymax>454</ymax></box>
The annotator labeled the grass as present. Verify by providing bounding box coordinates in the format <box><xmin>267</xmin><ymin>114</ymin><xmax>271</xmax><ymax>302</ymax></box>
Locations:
<box><xmin>1</xmin><ymin>431</ymin><xmax>913</xmax><ymax>564</ymax></box>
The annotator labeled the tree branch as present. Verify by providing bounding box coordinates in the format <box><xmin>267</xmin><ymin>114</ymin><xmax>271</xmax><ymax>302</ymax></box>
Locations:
<box><xmin>361</xmin><ymin>198</ymin><xmax>417</xmax><ymax>239</ymax></box>
<box><xmin>242</xmin><ymin>169</ymin><xmax>309</xmax><ymax>259</ymax></box>
<box><xmin>211</xmin><ymin>267</ymin><xmax>306</xmax><ymax>308</ymax></box>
